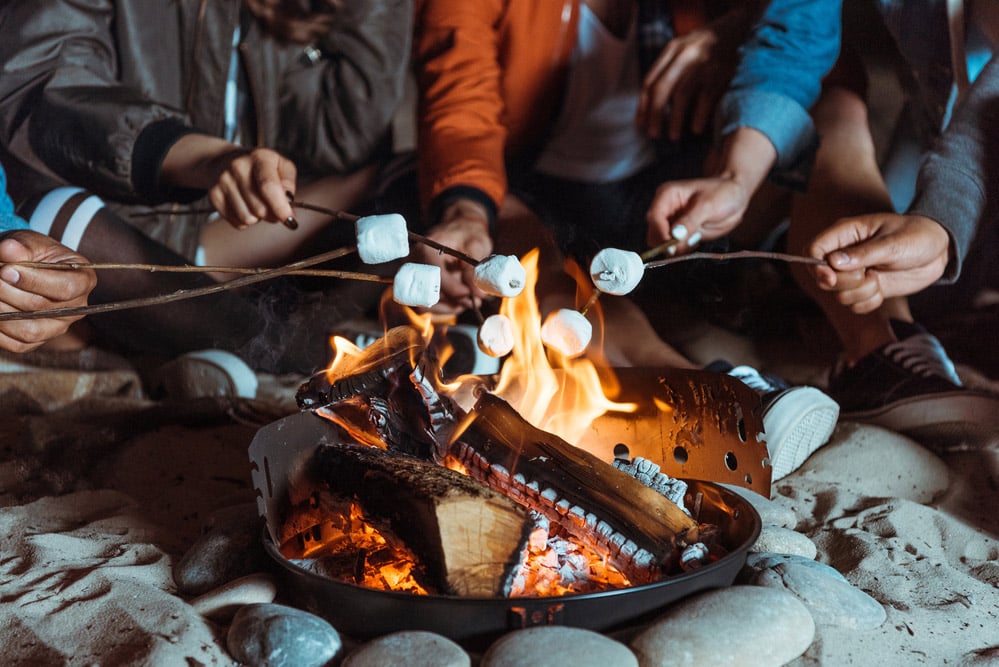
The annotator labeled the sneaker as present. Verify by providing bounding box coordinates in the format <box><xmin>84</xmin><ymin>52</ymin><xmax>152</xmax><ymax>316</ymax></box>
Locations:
<box><xmin>828</xmin><ymin>320</ymin><xmax>999</xmax><ymax>445</ymax></box>
<box><xmin>706</xmin><ymin>360</ymin><xmax>840</xmax><ymax>480</ymax></box>
<box><xmin>151</xmin><ymin>349</ymin><xmax>259</xmax><ymax>400</ymax></box>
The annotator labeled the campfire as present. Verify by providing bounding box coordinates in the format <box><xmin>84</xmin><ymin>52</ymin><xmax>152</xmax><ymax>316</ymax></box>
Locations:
<box><xmin>249</xmin><ymin>248</ymin><xmax>765</xmax><ymax>639</ymax></box>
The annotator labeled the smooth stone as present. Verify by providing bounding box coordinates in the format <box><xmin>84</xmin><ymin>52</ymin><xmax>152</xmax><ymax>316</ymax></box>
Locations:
<box><xmin>227</xmin><ymin>603</ymin><xmax>341</xmax><ymax>667</ymax></box>
<box><xmin>631</xmin><ymin>586</ymin><xmax>814</xmax><ymax>667</ymax></box>
<box><xmin>753</xmin><ymin>526</ymin><xmax>818</xmax><ymax>559</ymax></box>
<box><xmin>173</xmin><ymin>502</ymin><xmax>268</xmax><ymax>596</ymax></box>
<box><xmin>750</xmin><ymin>560</ymin><xmax>887</xmax><ymax>629</ymax></box>
<box><xmin>482</xmin><ymin>626</ymin><xmax>638</xmax><ymax>667</ymax></box>
<box><xmin>744</xmin><ymin>553</ymin><xmax>849</xmax><ymax>583</ymax></box>
<box><xmin>343</xmin><ymin>631</ymin><xmax>470</xmax><ymax>667</ymax></box>
<box><xmin>189</xmin><ymin>572</ymin><xmax>277</xmax><ymax>621</ymax></box>
<box><xmin>783</xmin><ymin>423</ymin><xmax>949</xmax><ymax>503</ymax></box>
<box><xmin>721</xmin><ymin>483</ymin><xmax>797</xmax><ymax>528</ymax></box>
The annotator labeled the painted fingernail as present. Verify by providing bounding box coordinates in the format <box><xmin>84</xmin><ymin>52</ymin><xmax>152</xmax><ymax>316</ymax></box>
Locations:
<box><xmin>285</xmin><ymin>190</ymin><xmax>295</xmax><ymax>201</ymax></box>
<box><xmin>687</xmin><ymin>231</ymin><xmax>702</xmax><ymax>246</ymax></box>
<box><xmin>671</xmin><ymin>224</ymin><xmax>689</xmax><ymax>240</ymax></box>
<box><xmin>1</xmin><ymin>266</ymin><xmax>21</xmax><ymax>284</ymax></box>
<box><xmin>830</xmin><ymin>251</ymin><xmax>854</xmax><ymax>267</ymax></box>
<box><xmin>284</xmin><ymin>216</ymin><xmax>299</xmax><ymax>230</ymax></box>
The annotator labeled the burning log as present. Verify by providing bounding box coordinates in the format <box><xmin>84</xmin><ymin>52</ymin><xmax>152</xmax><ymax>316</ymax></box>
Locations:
<box><xmin>308</xmin><ymin>442</ymin><xmax>532</xmax><ymax>597</ymax></box>
<box><xmin>449</xmin><ymin>392</ymin><xmax>700</xmax><ymax>583</ymax></box>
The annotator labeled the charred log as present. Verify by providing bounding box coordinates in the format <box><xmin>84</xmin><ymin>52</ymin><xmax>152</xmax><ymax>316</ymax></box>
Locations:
<box><xmin>310</xmin><ymin>442</ymin><xmax>532</xmax><ymax>597</ymax></box>
<box><xmin>450</xmin><ymin>392</ymin><xmax>700</xmax><ymax>582</ymax></box>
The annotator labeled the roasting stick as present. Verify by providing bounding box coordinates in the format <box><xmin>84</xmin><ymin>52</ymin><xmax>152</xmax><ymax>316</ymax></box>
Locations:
<box><xmin>0</xmin><ymin>261</ymin><xmax>394</xmax><ymax>282</ymax></box>
<box><xmin>0</xmin><ymin>246</ymin><xmax>362</xmax><ymax>322</ymax></box>
<box><xmin>579</xmin><ymin>238</ymin><xmax>682</xmax><ymax>316</ymax></box>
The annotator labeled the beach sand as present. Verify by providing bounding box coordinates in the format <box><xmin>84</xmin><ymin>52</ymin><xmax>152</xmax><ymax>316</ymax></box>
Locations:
<box><xmin>0</xmin><ymin>341</ymin><xmax>996</xmax><ymax>666</ymax></box>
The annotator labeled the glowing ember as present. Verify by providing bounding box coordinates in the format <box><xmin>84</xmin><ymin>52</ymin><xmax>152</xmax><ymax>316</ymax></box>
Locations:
<box><xmin>280</xmin><ymin>492</ymin><xmax>429</xmax><ymax>595</ymax></box>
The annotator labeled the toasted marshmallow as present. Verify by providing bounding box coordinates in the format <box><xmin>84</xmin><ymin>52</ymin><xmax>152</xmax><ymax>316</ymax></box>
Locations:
<box><xmin>355</xmin><ymin>213</ymin><xmax>410</xmax><ymax>264</ymax></box>
<box><xmin>472</xmin><ymin>255</ymin><xmax>527</xmax><ymax>298</ymax></box>
<box><xmin>477</xmin><ymin>314</ymin><xmax>516</xmax><ymax>357</ymax></box>
<box><xmin>589</xmin><ymin>248</ymin><xmax>645</xmax><ymax>295</ymax></box>
<box><xmin>540</xmin><ymin>309</ymin><xmax>592</xmax><ymax>357</ymax></box>
<box><xmin>393</xmin><ymin>263</ymin><xmax>441</xmax><ymax>308</ymax></box>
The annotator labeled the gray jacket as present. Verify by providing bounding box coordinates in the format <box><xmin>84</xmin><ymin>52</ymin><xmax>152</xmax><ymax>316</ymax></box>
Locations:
<box><xmin>0</xmin><ymin>0</ymin><xmax>412</xmax><ymax>256</ymax></box>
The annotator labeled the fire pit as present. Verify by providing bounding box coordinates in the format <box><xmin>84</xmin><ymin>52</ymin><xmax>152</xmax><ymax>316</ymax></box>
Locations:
<box><xmin>247</xmin><ymin>250</ymin><xmax>769</xmax><ymax>643</ymax></box>
<box><xmin>249</xmin><ymin>410</ymin><xmax>761</xmax><ymax>643</ymax></box>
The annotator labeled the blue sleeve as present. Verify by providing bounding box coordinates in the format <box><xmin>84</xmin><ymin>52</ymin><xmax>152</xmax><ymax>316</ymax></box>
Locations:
<box><xmin>0</xmin><ymin>163</ymin><xmax>30</xmax><ymax>234</ymax></box>
<box><xmin>718</xmin><ymin>0</ymin><xmax>842</xmax><ymax>169</ymax></box>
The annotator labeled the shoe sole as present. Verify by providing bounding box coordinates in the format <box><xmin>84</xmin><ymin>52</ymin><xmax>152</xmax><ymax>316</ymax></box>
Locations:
<box><xmin>841</xmin><ymin>390</ymin><xmax>999</xmax><ymax>448</ymax></box>
<box><xmin>764</xmin><ymin>387</ymin><xmax>840</xmax><ymax>481</ymax></box>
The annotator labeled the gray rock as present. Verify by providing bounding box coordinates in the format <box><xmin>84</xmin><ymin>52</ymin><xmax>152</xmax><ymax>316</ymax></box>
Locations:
<box><xmin>744</xmin><ymin>553</ymin><xmax>848</xmax><ymax>582</ymax></box>
<box><xmin>631</xmin><ymin>586</ymin><xmax>814</xmax><ymax>667</ymax></box>
<box><xmin>189</xmin><ymin>572</ymin><xmax>277</xmax><ymax>621</ymax></box>
<box><xmin>343</xmin><ymin>631</ymin><xmax>469</xmax><ymax>667</ymax></box>
<box><xmin>482</xmin><ymin>626</ymin><xmax>638</xmax><ymax>667</ymax></box>
<box><xmin>721</xmin><ymin>483</ymin><xmax>798</xmax><ymax>528</ymax></box>
<box><xmin>753</xmin><ymin>526</ymin><xmax>818</xmax><ymax>559</ymax></box>
<box><xmin>750</xmin><ymin>560</ymin><xmax>887</xmax><ymax>629</ymax></box>
<box><xmin>227</xmin><ymin>603</ymin><xmax>341</xmax><ymax>667</ymax></box>
<box><xmin>173</xmin><ymin>502</ymin><xmax>268</xmax><ymax>596</ymax></box>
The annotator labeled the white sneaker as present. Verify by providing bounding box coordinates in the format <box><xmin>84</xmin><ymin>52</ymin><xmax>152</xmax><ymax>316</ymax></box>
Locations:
<box><xmin>714</xmin><ymin>362</ymin><xmax>840</xmax><ymax>480</ymax></box>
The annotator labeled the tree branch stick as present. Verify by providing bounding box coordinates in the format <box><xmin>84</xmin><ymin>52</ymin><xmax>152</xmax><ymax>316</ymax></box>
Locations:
<box><xmin>645</xmin><ymin>249</ymin><xmax>827</xmax><ymax>270</ymax></box>
<box><xmin>0</xmin><ymin>260</ymin><xmax>392</xmax><ymax>283</ymax></box>
<box><xmin>0</xmin><ymin>246</ymin><xmax>360</xmax><ymax>322</ymax></box>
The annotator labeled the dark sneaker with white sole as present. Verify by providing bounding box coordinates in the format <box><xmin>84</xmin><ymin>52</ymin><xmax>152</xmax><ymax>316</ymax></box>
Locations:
<box><xmin>828</xmin><ymin>320</ymin><xmax>999</xmax><ymax>446</ymax></box>
<box><xmin>706</xmin><ymin>361</ymin><xmax>840</xmax><ymax>480</ymax></box>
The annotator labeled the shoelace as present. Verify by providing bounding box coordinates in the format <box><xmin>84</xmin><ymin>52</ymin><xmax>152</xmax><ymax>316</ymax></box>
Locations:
<box><xmin>727</xmin><ymin>366</ymin><xmax>778</xmax><ymax>394</ymax></box>
<box><xmin>884</xmin><ymin>334</ymin><xmax>962</xmax><ymax>385</ymax></box>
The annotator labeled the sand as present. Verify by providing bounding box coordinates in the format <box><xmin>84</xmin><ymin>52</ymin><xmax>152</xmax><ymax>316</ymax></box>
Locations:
<box><xmin>0</xmin><ymin>345</ymin><xmax>997</xmax><ymax>666</ymax></box>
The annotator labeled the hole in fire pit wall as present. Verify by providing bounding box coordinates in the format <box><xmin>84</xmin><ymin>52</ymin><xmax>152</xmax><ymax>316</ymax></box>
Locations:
<box><xmin>735</xmin><ymin>404</ymin><xmax>747</xmax><ymax>442</ymax></box>
<box><xmin>744</xmin><ymin>474</ymin><xmax>753</xmax><ymax>486</ymax></box>
<box><xmin>725</xmin><ymin>452</ymin><xmax>738</xmax><ymax>471</ymax></box>
<box><xmin>613</xmin><ymin>443</ymin><xmax>630</xmax><ymax>461</ymax></box>
<box><xmin>673</xmin><ymin>446</ymin><xmax>688</xmax><ymax>464</ymax></box>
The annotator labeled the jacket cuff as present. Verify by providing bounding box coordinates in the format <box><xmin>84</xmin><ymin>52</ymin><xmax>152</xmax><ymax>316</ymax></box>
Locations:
<box><xmin>907</xmin><ymin>158</ymin><xmax>984</xmax><ymax>283</ymax></box>
<box><xmin>132</xmin><ymin>118</ymin><xmax>204</xmax><ymax>203</ymax></box>
<box><xmin>719</xmin><ymin>90</ymin><xmax>816</xmax><ymax>170</ymax></box>
<box><xmin>429</xmin><ymin>186</ymin><xmax>498</xmax><ymax>236</ymax></box>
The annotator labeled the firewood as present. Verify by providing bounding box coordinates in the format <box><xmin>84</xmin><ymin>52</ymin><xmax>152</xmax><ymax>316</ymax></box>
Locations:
<box><xmin>311</xmin><ymin>442</ymin><xmax>533</xmax><ymax>597</ymax></box>
<box><xmin>451</xmin><ymin>393</ymin><xmax>699</xmax><ymax>579</ymax></box>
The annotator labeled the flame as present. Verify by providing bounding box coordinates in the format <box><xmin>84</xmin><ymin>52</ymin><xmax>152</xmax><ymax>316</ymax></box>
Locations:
<box><xmin>492</xmin><ymin>250</ymin><xmax>636</xmax><ymax>445</ymax></box>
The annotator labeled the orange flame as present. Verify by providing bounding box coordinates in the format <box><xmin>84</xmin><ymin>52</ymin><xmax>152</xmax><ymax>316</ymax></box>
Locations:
<box><xmin>493</xmin><ymin>250</ymin><xmax>636</xmax><ymax>445</ymax></box>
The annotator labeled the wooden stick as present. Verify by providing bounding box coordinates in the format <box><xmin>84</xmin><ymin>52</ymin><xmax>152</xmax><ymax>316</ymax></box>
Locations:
<box><xmin>645</xmin><ymin>249</ymin><xmax>827</xmax><ymax>270</ymax></box>
<box><xmin>0</xmin><ymin>260</ymin><xmax>393</xmax><ymax>283</ymax></box>
<box><xmin>289</xmin><ymin>199</ymin><xmax>482</xmax><ymax>267</ymax></box>
<box><xmin>0</xmin><ymin>246</ymin><xmax>360</xmax><ymax>322</ymax></box>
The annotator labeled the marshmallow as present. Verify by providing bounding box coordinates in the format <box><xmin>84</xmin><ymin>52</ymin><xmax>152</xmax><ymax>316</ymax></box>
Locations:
<box><xmin>540</xmin><ymin>309</ymin><xmax>592</xmax><ymax>358</ymax></box>
<box><xmin>393</xmin><ymin>263</ymin><xmax>441</xmax><ymax>308</ymax></box>
<box><xmin>355</xmin><ymin>213</ymin><xmax>410</xmax><ymax>264</ymax></box>
<box><xmin>589</xmin><ymin>248</ymin><xmax>645</xmax><ymax>296</ymax></box>
<box><xmin>477</xmin><ymin>314</ymin><xmax>516</xmax><ymax>357</ymax></box>
<box><xmin>472</xmin><ymin>255</ymin><xmax>527</xmax><ymax>298</ymax></box>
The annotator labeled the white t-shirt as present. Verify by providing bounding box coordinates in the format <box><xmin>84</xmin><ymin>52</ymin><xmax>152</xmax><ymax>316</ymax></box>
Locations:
<box><xmin>534</xmin><ymin>3</ymin><xmax>656</xmax><ymax>183</ymax></box>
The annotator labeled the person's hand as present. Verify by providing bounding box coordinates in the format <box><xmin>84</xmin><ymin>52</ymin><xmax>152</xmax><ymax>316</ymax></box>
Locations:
<box><xmin>646</xmin><ymin>126</ymin><xmax>775</xmax><ymax>250</ymax></box>
<box><xmin>645</xmin><ymin>173</ymin><xmax>752</xmax><ymax>248</ymax></box>
<box><xmin>162</xmin><ymin>136</ymin><xmax>298</xmax><ymax>229</ymax></box>
<box><xmin>0</xmin><ymin>230</ymin><xmax>96</xmax><ymax>353</ymax></box>
<box><xmin>205</xmin><ymin>147</ymin><xmax>298</xmax><ymax>229</ymax></box>
<box><xmin>636</xmin><ymin>17</ymin><xmax>741</xmax><ymax>141</ymax></box>
<box><xmin>244</xmin><ymin>0</ymin><xmax>339</xmax><ymax>44</ymax></box>
<box><xmin>415</xmin><ymin>200</ymin><xmax>493</xmax><ymax>314</ymax></box>
<box><xmin>808</xmin><ymin>214</ymin><xmax>951</xmax><ymax>314</ymax></box>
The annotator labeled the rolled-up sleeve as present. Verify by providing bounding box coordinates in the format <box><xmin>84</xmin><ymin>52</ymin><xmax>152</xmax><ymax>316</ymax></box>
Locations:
<box><xmin>719</xmin><ymin>0</ymin><xmax>842</xmax><ymax>168</ymax></box>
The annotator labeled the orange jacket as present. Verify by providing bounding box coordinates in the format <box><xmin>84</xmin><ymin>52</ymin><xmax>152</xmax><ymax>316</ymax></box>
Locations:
<box><xmin>414</xmin><ymin>0</ymin><xmax>582</xmax><ymax>219</ymax></box>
